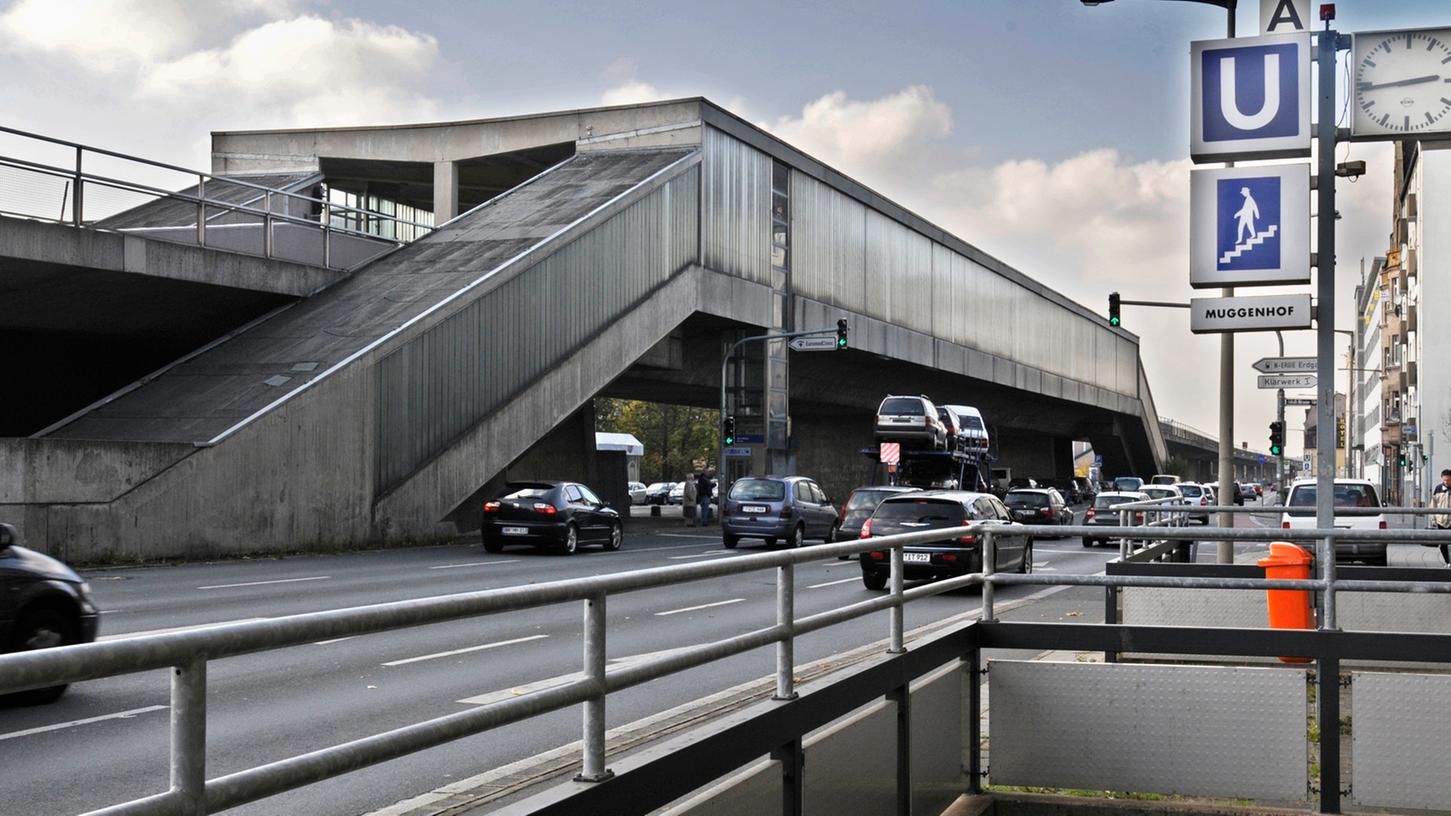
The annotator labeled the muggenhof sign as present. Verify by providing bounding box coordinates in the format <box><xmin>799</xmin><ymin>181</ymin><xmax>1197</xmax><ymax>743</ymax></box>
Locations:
<box><xmin>1190</xmin><ymin>293</ymin><xmax>1312</xmax><ymax>334</ymax></box>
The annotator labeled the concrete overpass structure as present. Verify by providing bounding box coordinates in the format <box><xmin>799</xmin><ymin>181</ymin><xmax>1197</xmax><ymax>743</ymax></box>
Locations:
<box><xmin>1</xmin><ymin>99</ymin><xmax>1168</xmax><ymax>562</ymax></box>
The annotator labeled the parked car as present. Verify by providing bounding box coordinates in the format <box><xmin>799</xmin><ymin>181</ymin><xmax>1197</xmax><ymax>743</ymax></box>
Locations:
<box><xmin>1281</xmin><ymin>478</ymin><xmax>1387</xmax><ymax>563</ymax></box>
<box><xmin>721</xmin><ymin>476</ymin><xmax>840</xmax><ymax>549</ymax></box>
<box><xmin>837</xmin><ymin>485</ymin><xmax>922</xmax><ymax>552</ymax></box>
<box><xmin>645</xmin><ymin>482</ymin><xmax>673</xmax><ymax>505</ymax></box>
<box><xmin>936</xmin><ymin>406</ymin><xmax>963</xmax><ymax>452</ymax></box>
<box><xmin>0</xmin><ymin>522</ymin><xmax>100</xmax><ymax>704</ymax></box>
<box><xmin>1149</xmin><ymin>474</ymin><xmax>1181</xmax><ymax>486</ymax></box>
<box><xmin>857</xmin><ymin>491</ymin><xmax>1032</xmax><ymax>590</ymax></box>
<box><xmin>1005</xmin><ymin>488</ymin><xmax>1073</xmax><ymax>534</ymax></box>
<box><xmin>1082</xmin><ymin>491</ymin><xmax>1150</xmax><ymax>547</ymax></box>
<box><xmin>875</xmin><ymin>395</ymin><xmax>947</xmax><ymax>450</ymax></box>
<box><xmin>667</xmin><ymin>482</ymin><xmax>685</xmax><ymax>505</ymax></box>
<box><xmin>481</xmin><ymin>481</ymin><xmax>622</xmax><ymax>554</ymax></box>
<box><xmin>1112</xmin><ymin>476</ymin><xmax>1145</xmax><ymax>492</ymax></box>
<box><xmin>628</xmin><ymin>482</ymin><xmax>648</xmax><ymax>505</ymax></box>
<box><xmin>940</xmin><ymin>404</ymin><xmax>991</xmax><ymax>453</ymax></box>
<box><xmin>1178</xmin><ymin>482</ymin><xmax>1215</xmax><ymax>524</ymax></box>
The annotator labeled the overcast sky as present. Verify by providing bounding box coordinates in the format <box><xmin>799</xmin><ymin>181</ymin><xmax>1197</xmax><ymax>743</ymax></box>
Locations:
<box><xmin>4</xmin><ymin>0</ymin><xmax>1446</xmax><ymax>457</ymax></box>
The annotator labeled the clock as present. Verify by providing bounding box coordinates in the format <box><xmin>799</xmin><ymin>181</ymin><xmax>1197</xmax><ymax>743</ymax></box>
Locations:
<box><xmin>1352</xmin><ymin>28</ymin><xmax>1451</xmax><ymax>138</ymax></box>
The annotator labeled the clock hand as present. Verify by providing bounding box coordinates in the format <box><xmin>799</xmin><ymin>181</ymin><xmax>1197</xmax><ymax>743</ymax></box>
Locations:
<box><xmin>1357</xmin><ymin>74</ymin><xmax>1441</xmax><ymax>91</ymax></box>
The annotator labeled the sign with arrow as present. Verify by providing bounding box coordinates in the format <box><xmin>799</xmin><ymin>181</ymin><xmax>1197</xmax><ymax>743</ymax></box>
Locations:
<box><xmin>1253</xmin><ymin>356</ymin><xmax>1316</xmax><ymax>373</ymax></box>
<box><xmin>788</xmin><ymin>336</ymin><xmax>837</xmax><ymax>352</ymax></box>
<box><xmin>1258</xmin><ymin>374</ymin><xmax>1316</xmax><ymax>389</ymax></box>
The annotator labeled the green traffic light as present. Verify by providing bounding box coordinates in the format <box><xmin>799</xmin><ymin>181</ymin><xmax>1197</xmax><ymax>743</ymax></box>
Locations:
<box><xmin>836</xmin><ymin>337</ymin><xmax>847</xmax><ymax>348</ymax></box>
<box><xmin>1109</xmin><ymin>316</ymin><xmax>1120</xmax><ymax>326</ymax></box>
<box><xmin>1270</xmin><ymin>445</ymin><xmax>1282</xmax><ymax>456</ymax></box>
<box><xmin>724</xmin><ymin>436</ymin><xmax>734</xmax><ymax>445</ymax></box>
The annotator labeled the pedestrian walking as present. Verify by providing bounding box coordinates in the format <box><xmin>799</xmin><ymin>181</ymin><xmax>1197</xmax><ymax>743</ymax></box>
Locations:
<box><xmin>683</xmin><ymin>474</ymin><xmax>698</xmax><ymax>526</ymax></box>
<box><xmin>1431</xmin><ymin>469</ymin><xmax>1451</xmax><ymax>564</ymax></box>
<box><xmin>696</xmin><ymin>471</ymin><xmax>714</xmax><ymax>525</ymax></box>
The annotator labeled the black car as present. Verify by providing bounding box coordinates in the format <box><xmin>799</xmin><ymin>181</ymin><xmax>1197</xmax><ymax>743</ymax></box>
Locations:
<box><xmin>1039</xmin><ymin>479</ymin><xmax>1081</xmax><ymax>505</ymax></box>
<box><xmin>1005</xmin><ymin>488</ymin><xmax>1073</xmax><ymax>534</ymax></box>
<box><xmin>721</xmin><ymin>476</ymin><xmax>840</xmax><ymax>549</ymax></box>
<box><xmin>857</xmin><ymin>491</ymin><xmax>1032</xmax><ymax>590</ymax></box>
<box><xmin>481</xmin><ymin>482</ymin><xmax>622</xmax><ymax>554</ymax></box>
<box><xmin>835</xmin><ymin>485</ymin><xmax>921</xmax><ymax>558</ymax></box>
<box><xmin>1</xmin><ymin>523</ymin><xmax>100</xmax><ymax>704</ymax></box>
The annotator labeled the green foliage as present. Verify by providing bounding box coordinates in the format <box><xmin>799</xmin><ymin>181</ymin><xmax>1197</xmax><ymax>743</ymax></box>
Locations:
<box><xmin>597</xmin><ymin>398</ymin><xmax>718</xmax><ymax>483</ymax></box>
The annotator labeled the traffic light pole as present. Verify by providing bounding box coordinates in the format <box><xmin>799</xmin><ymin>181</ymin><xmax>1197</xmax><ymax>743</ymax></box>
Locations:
<box><xmin>718</xmin><ymin>324</ymin><xmax>847</xmax><ymax>496</ymax></box>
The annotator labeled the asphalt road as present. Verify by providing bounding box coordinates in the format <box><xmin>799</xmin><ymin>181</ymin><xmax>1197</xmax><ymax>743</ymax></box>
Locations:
<box><xmin>2</xmin><ymin>515</ymin><xmax>1120</xmax><ymax>816</ymax></box>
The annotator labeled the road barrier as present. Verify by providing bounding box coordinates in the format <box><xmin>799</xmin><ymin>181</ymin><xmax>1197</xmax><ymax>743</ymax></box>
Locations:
<box><xmin>4</xmin><ymin>522</ymin><xmax>1451</xmax><ymax>815</ymax></box>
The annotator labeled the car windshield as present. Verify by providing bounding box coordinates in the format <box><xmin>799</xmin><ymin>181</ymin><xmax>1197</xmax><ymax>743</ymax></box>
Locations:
<box><xmin>1094</xmin><ymin>495</ymin><xmax>1136</xmax><ymax>509</ymax></box>
<box><xmin>880</xmin><ymin>398</ymin><xmax>924</xmax><ymax>416</ymax></box>
<box><xmin>1180</xmin><ymin>485</ymin><xmax>1204</xmax><ymax>498</ymax></box>
<box><xmin>1143</xmin><ymin>488</ymin><xmax>1176</xmax><ymax>500</ymax></box>
<box><xmin>1287</xmin><ymin>484</ymin><xmax>1380</xmax><ymax>509</ymax></box>
<box><xmin>503</xmin><ymin>486</ymin><xmax>553</xmax><ymax>500</ymax></box>
<box><xmin>846</xmin><ymin>489</ymin><xmax>899</xmax><ymax>511</ymax></box>
<box><xmin>872</xmin><ymin>499</ymin><xmax>967</xmax><ymax>526</ymax></box>
<box><xmin>1006</xmin><ymin>492</ymin><xmax>1049</xmax><ymax>508</ymax></box>
<box><xmin>647</xmin><ymin>483</ymin><xmax>668</xmax><ymax>491</ymax></box>
<box><xmin>1113</xmin><ymin>477</ymin><xmax>1143</xmax><ymax>491</ymax></box>
<box><xmin>729</xmin><ymin>479</ymin><xmax>786</xmax><ymax>501</ymax></box>
<box><xmin>959</xmin><ymin>415</ymin><xmax>985</xmax><ymax>431</ymax></box>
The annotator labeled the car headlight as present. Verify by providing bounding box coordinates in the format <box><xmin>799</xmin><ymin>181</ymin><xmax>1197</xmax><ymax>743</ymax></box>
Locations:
<box><xmin>78</xmin><ymin>581</ymin><xmax>95</xmax><ymax>602</ymax></box>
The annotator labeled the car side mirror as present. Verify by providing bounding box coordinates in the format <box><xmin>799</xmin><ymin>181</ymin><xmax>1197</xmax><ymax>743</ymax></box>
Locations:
<box><xmin>0</xmin><ymin>522</ymin><xmax>15</xmax><ymax>552</ymax></box>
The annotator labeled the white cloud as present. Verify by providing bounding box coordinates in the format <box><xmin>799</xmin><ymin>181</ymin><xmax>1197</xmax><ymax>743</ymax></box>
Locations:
<box><xmin>600</xmin><ymin>80</ymin><xmax>668</xmax><ymax>107</ymax></box>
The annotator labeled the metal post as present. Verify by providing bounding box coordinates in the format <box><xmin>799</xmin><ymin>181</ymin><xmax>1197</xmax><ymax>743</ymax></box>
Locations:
<box><xmin>889</xmin><ymin>544</ymin><xmax>905</xmax><ymax>652</ymax></box>
<box><xmin>1314</xmin><ymin>29</ymin><xmax>1338</xmax><ymax>538</ymax></box>
<box><xmin>1217</xmin><ymin>1</ymin><xmax>1237</xmax><ymax>562</ymax></box>
<box><xmin>981</xmin><ymin>531</ymin><xmax>996</xmax><ymax>622</ymax></box>
<box><xmin>774</xmin><ymin>563</ymin><xmax>797</xmax><ymax>700</ymax></box>
<box><xmin>772</xmin><ymin>738</ymin><xmax>805</xmax><ymax>816</ymax></box>
<box><xmin>196</xmin><ymin>175</ymin><xmax>206</xmax><ymax>247</ymax></box>
<box><xmin>72</xmin><ymin>147</ymin><xmax>83</xmax><ymax>226</ymax></box>
<box><xmin>576</xmin><ymin>593</ymin><xmax>612</xmax><ymax>782</ymax></box>
<box><xmin>890</xmin><ymin>684</ymin><xmax>911</xmax><ymax>816</ymax></box>
<box><xmin>263</xmin><ymin>191</ymin><xmax>274</xmax><ymax>260</ymax></box>
<box><xmin>1321</xmin><ymin>533</ymin><xmax>1337</xmax><ymax>630</ymax></box>
<box><xmin>322</xmin><ymin>201</ymin><xmax>332</xmax><ymax>269</ymax></box>
<box><xmin>1119</xmin><ymin>508</ymin><xmax>1130</xmax><ymax>560</ymax></box>
<box><xmin>1276</xmin><ymin>331</ymin><xmax>1287</xmax><ymax>502</ymax></box>
<box><xmin>171</xmin><ymin>657</ymin><xmax>207</xmax><ymax>816</ymax></box>
<box><xmin>965</xmin><ymin>648</ymin><xmax>982</xmax><ymax>793</ymax></box>
<box><xmin>1317</xmin><ymin>655</ymin><xmax>1341</xmax><ymax>814</ymax></box>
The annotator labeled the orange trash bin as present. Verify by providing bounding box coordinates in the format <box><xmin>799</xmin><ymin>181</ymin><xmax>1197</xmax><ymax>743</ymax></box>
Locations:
<box><xmin>1258</xmin><ymin>541</ymin><xmax>1314</xmax><ymax>664</ymax></box>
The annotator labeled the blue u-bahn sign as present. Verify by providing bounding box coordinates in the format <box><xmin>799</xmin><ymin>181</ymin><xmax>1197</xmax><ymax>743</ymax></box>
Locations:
<box><xmin>1191</xmin><ymin>32</ymin><xmax>1311</xmax><ymax>162</ymax></box>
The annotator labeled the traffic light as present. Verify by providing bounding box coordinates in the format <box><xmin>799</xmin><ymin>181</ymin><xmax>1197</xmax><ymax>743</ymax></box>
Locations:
<box><xmin>836</xmin><ymin>318</ymin><xmax>849</xmax><ymax>349</ymax></box>
<box><xmin>1268</xmin><ymin>421</ymin><xmax>1285</xmax><ymax>456</ymax></box>
<box><xmin>723</xmin><ymin>416</ymin><xmax>736</xmax><ymax>446</ymax></box>
<box><xmin>1398</xmin><ymin>449</ymin><xmax>1408</xmax><ymax>468</ymax></box>
<box><xmin>1108</xmin><ymin>292</ymin><xmax>1121</xmax><ymax>327</ymax></box>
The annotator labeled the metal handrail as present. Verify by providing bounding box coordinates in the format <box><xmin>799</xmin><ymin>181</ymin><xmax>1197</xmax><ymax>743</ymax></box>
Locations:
<box><xmin>6</xmin><ymin>521</ymin><xmax>1451</xmax><ymax>815</ymax></box>
<box><xmin>0</xmin><ymin>124</ymin><xmax>433</xmax><ymax>270</ymax></box>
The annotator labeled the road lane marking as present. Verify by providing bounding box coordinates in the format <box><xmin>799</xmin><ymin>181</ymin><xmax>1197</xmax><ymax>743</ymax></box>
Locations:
<box><xmin>313</xmin><ymin>636</ymin><xmax>357</xmax><ymax>645</ymax></box>
<box><xmin>196</xmin><ymin>576</ymin><xmax>330</xmax><ymax>590</ymax></box>
<box><xmin>456</xmin><ymin>646</ymin><xmax>699</xmax><ymax>706</ymax></box>
<box><xmin>657</xmin><ymin>533</ymin><xmax>721</xmax><ymax>539</ymax></box>
<box><xmin>0</xmin><ymin>705</ymin><xmax>168</xmax><ymax>742</ymax></box>
<box><xmin>100</xmin><ymin>617</ymin><xmax>270</xmax><ymax>641</ymax></box>
<box><xmin>429</xmin><ymin>560</ymin><xmax>520</xmax><ymax>570</ymax></box>
<box><xmin>665</xmin><ymin>551</ymin><xmax>730</xmax><ymax>560</ymax></box>
<box><xmin>654</xmin><ymin>598</ymin><xmax>744</xmax><ymax>617</ymax></box>
<box><xmin>806</xmin><ymin>577</ymin><xmax>859</xmax><ymax>589</ymax></box>
<box><xmin>382</xmin><ymin>634</ymin><xmax>548</xmax><ymax>667</ymax></box>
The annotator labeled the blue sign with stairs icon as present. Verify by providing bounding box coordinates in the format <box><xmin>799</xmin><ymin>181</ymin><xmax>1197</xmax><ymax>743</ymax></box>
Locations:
<box><xmin>1216</xmin><ymin>176</ymin><xmax>1279</xmax><ymax>271</ymax></box>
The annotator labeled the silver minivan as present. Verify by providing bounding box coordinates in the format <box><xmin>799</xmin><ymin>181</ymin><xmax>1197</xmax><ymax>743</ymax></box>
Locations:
<box><xmin>875</xmin><ymin>395</ymin><xmax>947</xmax><ymax>450</ymax></box>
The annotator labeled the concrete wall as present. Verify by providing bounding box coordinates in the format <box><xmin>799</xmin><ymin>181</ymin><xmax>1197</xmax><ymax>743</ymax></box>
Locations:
<box><xmin>123</xmin><ymin>222</ymin><xmax>395</xmax><ymax>271</ymax></box>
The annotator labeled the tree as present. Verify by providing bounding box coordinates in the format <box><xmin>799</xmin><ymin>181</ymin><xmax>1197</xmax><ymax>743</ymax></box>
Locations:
<box><xmin>597</xmin><ymin>399</ymin><xmax>718</xmax><ymax>482</ymax></box>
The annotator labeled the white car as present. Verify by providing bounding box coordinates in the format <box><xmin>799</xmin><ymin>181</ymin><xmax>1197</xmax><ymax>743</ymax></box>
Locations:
<box><xmin>628</xmin><ymin>482</ymin><xmax>648</xmax><ymax>505</ymax></box>
<box><xmin>875</xmin><ymin>395</ymin><xmax>947</xmax><ymax>450</ymax></box>
<box><xmin>1140</xmin><ymin>484</ymin><xmax>1186</xmax><ymax>524</ymax></box>
<box><xmin>1280</xmin><ymin>478</ymin><xmax>1387</xmax><ymax>563</ymax></box>
<box><xmin>667</xmin><ymin>482</ymin><xmax>686</xmax><ymax>505</ymax></box>
<box><xmin>1149</xmin><ymin>474</ymin><xmax>1181</xmax><ymax>485</ymax></box>
<box><xmin>940</xmin><ymin>404</ymin><xmax>990</xmax><ymax>453</ymax></box>
<box><xmin>1178</xmin><ymin>482</ymin><xmax>1214</xmax><ymax>524</ymax></box>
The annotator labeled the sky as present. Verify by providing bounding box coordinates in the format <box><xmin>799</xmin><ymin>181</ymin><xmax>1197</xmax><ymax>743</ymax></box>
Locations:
<box><xmin>2</xmin><ymin>0</ymin><xmax>1447</xmax><ymax>458</ymax></box>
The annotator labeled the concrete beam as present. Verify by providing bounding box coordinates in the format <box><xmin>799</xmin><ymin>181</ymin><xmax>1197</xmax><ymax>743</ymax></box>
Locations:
<box><xmin>433</xmin><ymin>161</ymin><xmax>459</xmax><ymax>224</ymax></box>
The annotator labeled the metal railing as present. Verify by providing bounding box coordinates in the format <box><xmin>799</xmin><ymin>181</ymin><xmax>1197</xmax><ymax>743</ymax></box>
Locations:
<box><xmin>5</xmin><ymin>522</ymin><xmax>1451</xmax><ymax>815</ymax></box>
<box><xmin>0</xmin><ymin>125</ymin><xmax>432</xmax><ymax>270</ymax></box>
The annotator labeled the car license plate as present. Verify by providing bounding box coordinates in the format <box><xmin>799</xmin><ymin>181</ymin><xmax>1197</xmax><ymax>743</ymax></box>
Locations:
<box><xmin>501</xmin><ymin>527</ymin><xmax>528</xmax><ymax>536</ymax></box>
<box><xmin>903</xmin><ymin>552</ymin><xmax>931</xmax><ymax>563</ymax></box>
<box><xmin>743</xmin><ymin>505</ymin><xmax>767</xmax><ymax>514</ymax></box>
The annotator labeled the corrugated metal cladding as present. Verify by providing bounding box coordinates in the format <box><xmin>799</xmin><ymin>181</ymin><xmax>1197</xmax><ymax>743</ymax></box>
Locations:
<box><xmin>791</xmin><ymin>169</ymin><xmax>1141</xmax><ymax>398</ymax></box>
<box><xmin>374</xmin><ymin>168</ymin><xmax>700</xmax><ymax>492</ymax></box>
<box><xmin>702</xmin><ymin>127</ymin><xmax>772</xmax><ymax>286</ymax></box>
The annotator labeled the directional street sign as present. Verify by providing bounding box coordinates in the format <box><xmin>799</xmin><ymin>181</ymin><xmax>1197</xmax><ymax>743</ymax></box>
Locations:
<box><xmin>1190</xmin><ymin>163</ymin><xmax>1310</xmax><ymax>288</ymax></box>
<box><xmin>788</xmin><ymin>336</ymin><xmax>837</xmax><ymax>352</ymax></box>
<box><xmin>1190</xmin><ymin>293</ymin><xmax>1312</xmax><ymax>334</ymax></box>
<box><xmin>1258</xmin><ymin>374</ymin><xmax>1316</xmax><ymax>389</ymax></box>
<box><xmin>1284</xmin><ymin>397</ymin><xmax>1317</xmax><ymax>406</ymax></box>
<box><xmin>1252</xmin><ymin>356</ymin><xmax>1316</xmax><ymax>373</ymax></box>
<box><xmin>1191</xmin><ymin>32</ymin><xmax>1311</xmax><ymax>162</ymax></box>
<box><xmin>723</xmin><ymin>447</ymin><xmax>753</xmax><ymax>458</ymax></box>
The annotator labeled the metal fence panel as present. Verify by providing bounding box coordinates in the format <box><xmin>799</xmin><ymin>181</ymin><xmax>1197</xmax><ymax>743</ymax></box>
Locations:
<box><xmin>989</xmin><ymin>660</ymin><xmax>1308</xmax><ymax>801</ymax></box>
<box><xmin>702</xmin><ymin>127</ymin><xmax>771</xmax><ymax>286</ymax></box>
<box><xmin>1352</xmin><ymin>671</ymin><xmax>1451</xmax><ymax>811</ymax></box>
<box><xmin>803</xmin><ymin>698</ymin><xmax>896</xmax><ymax>814</ymax></box>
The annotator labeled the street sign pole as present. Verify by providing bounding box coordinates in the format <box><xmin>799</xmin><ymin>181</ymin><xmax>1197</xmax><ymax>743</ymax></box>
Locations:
<box><xmin>1315</xmin><ymin>29</ymin><xmax>1341</xmax><ymax>549</ymax></box>
<box><xmin>1275</xmin><ymin>331</ymin><xmax>1286</xmax><ymax>501</ymax></box>
<box><xmin>1217</xmin><ymin>5</ymin><xmax>1237</xmax><ymax>564</ymax></box>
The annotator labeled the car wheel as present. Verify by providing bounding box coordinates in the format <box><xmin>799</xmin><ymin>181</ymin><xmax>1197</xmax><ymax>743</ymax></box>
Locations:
<box><xmin>482</xmin><ymin>537</ymin><xmax>504</xmax><ymax>554</ymax></box>
<box><xmin>764</xmin><ymin>537</ymin><xmax>778</xmax><ymax>547</ymax></box>
<box><xmin>723</xmin><ymin>534</ymin><xmax>739</xmax><ymax>549</ymax></box>
<box><xmin>3</xmin><ymin>608</ymin><xmax>76</xmax><ymax>705</ymax></box>
<box><xmin>604</xmin><ymin>522</ymin><xmax>622</xmax><ymax>552</ymax></box>
<box><xmin>827</xmin><ymin>522</ymin><xmax>840</xmax><ymax>544</ymax></box>
<box><xmin>861</xmin><ymin>571</ymin><xmax>888</xmax><ymax>591</ymax></box>
<box><xmin>1019</xmin><ymin>540</ymin><xmax>1034</xmax><ymax>574</ymax></box>
<box><xmin>1082</xmin><ymin>537</ymin><xmax>1095</xmax><ymax>548</ymax></box>
<box><xmin>562</xmin><ymin>523</ymin><xmax>579</xmax><ymax>555</ymax></box>
<box><xmin>787</xmin><ymin>525</ymin><xmax>804</xmax><ymax>548</ymax></box>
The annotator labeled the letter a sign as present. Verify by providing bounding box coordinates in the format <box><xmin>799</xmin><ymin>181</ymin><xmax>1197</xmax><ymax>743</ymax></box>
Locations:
<box><xmin>1190</xmin><ymin>32</ymin><xmax>1311</xmax><ymax>163</ymax></box>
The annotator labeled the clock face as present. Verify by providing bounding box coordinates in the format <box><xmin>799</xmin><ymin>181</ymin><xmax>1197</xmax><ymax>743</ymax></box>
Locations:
<box><xmin>1353</xmin><ymin>28</ymin><xmax>1451</xmax><ymax>137</ymax></box>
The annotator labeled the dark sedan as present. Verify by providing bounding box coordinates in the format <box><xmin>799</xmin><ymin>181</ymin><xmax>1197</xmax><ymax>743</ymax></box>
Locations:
<box><xmin>481</xmin><ymin>481</ymin><xmax>622</xmax><ymax>554</ymax></box>
<box><xmin>1</xmin><ymin>523</ymin><xmax>100</xmax><ymax>704</ymax></box>
<box><xmin>858</xmin><ymin>491</ymin><xmax>1032</xmax><ymax>590</ymax></box>
<box><xmin>1005</xmin><ymin>488</ymin><xmax>1073</xmax><ymax>534</ymax></box>
<box><xmin>838</xmin><ymin>485</ymin><xmax>922</xmax><ymax>542</ymax></box>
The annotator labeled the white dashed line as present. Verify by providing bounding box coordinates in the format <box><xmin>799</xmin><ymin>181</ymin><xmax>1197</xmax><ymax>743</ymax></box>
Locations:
<box><xmin>0</xmin><ymin>705</ymin><xmax>168</xmax><ymax>742</ymax></box>
<box><xmin>665</xmin><ymin>551</ymin><xmax>730</xmax><ymax>560</ymax></box>
<box><xmin>100</xmin><ymin>617</ymin><xmax>270</xmax><ymax>641</ymax></box>
<box><xmin>654</xmin><ymin>598</ymin><xmax>744</xmax><ymax>617</ymax></box>
<box><xmin>196</xmin><ymin>576</ymin><xmax>330</xmax><ymax>590</ymax></box>
<box><xmin>313</xmin><ymin>636</ymin><xmax>357</xmax><ymax>645</ymax></box>
<box><xmin>429</xmin><ymin>560</ymin><xmax>520</xmax><ymax>570</ymax></box>
<box><xmin>381</xmin><ymin>634</ymin><xmax>549</xmax><ymax>667</ymax></box>
<box><xmin>806</xmin><ymin>577</ymin><xmax>859</xmax><ymax>589</ymax></box>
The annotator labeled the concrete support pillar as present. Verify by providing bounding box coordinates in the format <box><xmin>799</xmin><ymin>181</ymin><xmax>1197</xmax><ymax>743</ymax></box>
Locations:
<box><xmin>433</xmin><ymin>160</ymin><xmax>459</xmax><ymax>224</ymax></box>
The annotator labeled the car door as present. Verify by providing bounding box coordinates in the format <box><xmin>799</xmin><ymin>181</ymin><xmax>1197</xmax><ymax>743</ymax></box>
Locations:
<box><xmin>985</xmin><ymin>497</ymin><xmax>1026</xmax><ymax>569</ymax></box>
<box><xmin>798</xmin><ymin>481</ymin><xmax>823</xmax><ymax>538</ymax></box>
<box><xmin>577</xmin><ymin>485</ymin><xmax>610</xmax><ymax>538</ymax></box>
<box><xmin>562</xmin><ymin>485</ymin><xmax>597</xmax><ymax>539</ymax></box>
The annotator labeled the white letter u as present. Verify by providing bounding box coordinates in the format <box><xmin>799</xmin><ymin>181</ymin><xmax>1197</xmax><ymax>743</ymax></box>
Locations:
<box><xmin>1219</xmin><ymin>53</ymin><xmax>1280</xmax><ymax>130</ymax></box>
